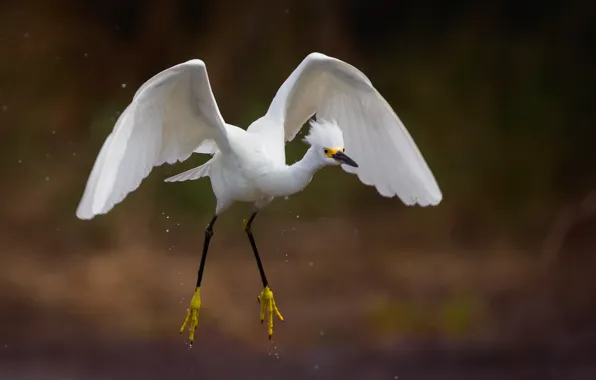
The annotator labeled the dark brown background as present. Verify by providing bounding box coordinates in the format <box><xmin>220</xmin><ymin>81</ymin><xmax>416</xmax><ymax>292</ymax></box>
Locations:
<box><xmin>2</xmin><ymin>0</ymin><xmax>596</xmax><ymax>379</ymax></box>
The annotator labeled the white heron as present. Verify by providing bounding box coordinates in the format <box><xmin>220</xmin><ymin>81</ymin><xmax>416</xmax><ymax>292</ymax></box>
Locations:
<box><xmin>76</xmin><ymin>52</ymin><xmax>442</xmax><ymax>343</ymax></box>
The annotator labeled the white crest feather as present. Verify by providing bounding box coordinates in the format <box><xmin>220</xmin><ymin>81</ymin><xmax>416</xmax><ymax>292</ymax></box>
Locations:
<box><xmin>303</xmin><ymin>119</ymin><xmax>344</xmax><ymax>148</ymax></box>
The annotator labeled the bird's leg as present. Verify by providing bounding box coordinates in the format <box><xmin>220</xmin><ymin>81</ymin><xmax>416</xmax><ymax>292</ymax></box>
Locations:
<box><xmin>180</xmin><ymin>215</ymin><xmax>217</xmax><ymax>345</ymax></box>
<box><xmin>243</xmin><ymin>211</ymin><xmax>284</xmax><ymax>339</ymax></box>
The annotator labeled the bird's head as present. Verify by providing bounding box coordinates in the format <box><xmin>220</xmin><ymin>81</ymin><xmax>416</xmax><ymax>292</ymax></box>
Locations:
<box><xmin>303</xmin><ymin>119</ymin><xmax>358</xmax><ymax>168</ymax></box>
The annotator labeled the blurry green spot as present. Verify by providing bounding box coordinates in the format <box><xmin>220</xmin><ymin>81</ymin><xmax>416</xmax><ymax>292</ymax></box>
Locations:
<box><xmin>439</xmin><ymin>295</ymin><xmax>481</xmax><ymax>338</ymax></box>
<box><xmin>368</xmin><ymin>299</ymin><xmax>425</xmax><ymax>336</ymax></box>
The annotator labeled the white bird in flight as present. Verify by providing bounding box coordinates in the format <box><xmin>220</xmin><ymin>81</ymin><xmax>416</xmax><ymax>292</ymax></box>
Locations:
<box><xmin>76</xmin><ymin>52</ymin><xmax>442</xmax><ymax>343</ymax></box>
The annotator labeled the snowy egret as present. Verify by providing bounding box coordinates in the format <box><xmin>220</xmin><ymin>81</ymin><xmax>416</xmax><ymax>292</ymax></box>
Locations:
<box><xmin>76</xmin><ymin>52</ymin><xmax>442</xmax><ymax>342</ymax></box>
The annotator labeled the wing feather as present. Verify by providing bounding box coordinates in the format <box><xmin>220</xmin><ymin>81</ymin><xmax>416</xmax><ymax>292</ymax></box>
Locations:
<box><xmin>164</xmin><ymin>158</ymin><xmax>213</xmax><ymax>182</ymax></box>
<box><xmin>76</xmin><ymin>60</ymin><xmax>229</xmax><ymax>219</ymax></box>
<box><xmin>265</xmin><ymin>53</ymin><xmax>442</xmax><ymax>206</ymax></box>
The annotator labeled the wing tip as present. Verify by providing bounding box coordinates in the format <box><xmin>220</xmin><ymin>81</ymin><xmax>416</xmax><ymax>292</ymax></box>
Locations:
<box><xmin>409</xmin><ymin>192</ymin><xmax>443</xmax><ymax>207</ymax></box>
<box><xmin>307</xmin><ymin>52</ymin><xmax>326</xmax><ymax>59</ymax></box>
<box><xmin>75</xmin><ymin>207</ymin><xmax>95</xmax><ymax>220</ymax></box>
<box><xmin>184</xmin><ymin>59</ymin><xmax>206</xmax><ymax>67</ymax></box>
<box><xmin>76</xmin><ymin>196</ymin><xmax>113</xmax><ymax>220</ymax></box>
<box><xmin>388</xmin><ymin>188</ymin><xmax>442</xmax><ymax>207</ymax></box>
<box><xmin>76</xmin><ymin>200</ymin><xmax>108</xmax><ymax>220</ymax></box>
<box><xmin>425</xmin><ymin>186</ymin><xmax>443</xmax><ymax>206</ymax></box>
<box><xmin>306</xmin><ymin>52</ymin><xmax>333</xmax><ymax>63</ymax></box>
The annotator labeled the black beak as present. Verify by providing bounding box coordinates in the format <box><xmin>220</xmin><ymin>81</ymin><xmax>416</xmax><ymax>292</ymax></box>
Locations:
<box><xmin>332</xmin><ymin>151</ymin><xmax>358</xmax><ymax>167</ymax></box>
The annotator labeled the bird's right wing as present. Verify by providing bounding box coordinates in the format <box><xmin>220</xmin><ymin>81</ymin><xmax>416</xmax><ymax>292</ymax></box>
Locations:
<box><xmin>76</xmin><ymin>60</ymin><xmax>230</xmax><ymax>220</ymax></box>
<box><xmin>265</xmin><ymin>52</ymin><xmax>441</xmax><ymax>206</ymax></box>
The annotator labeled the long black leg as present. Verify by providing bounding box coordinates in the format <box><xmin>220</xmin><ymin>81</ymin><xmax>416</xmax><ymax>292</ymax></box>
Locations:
<box><xmin>244</xmin><ymin>211</ymin><xmax>269</xmax><ymax>287</ymax></box>
<box><xmin>196</xmin><ymin>215</ymin><xmax>217</xmax><ymax>287</ymax></box>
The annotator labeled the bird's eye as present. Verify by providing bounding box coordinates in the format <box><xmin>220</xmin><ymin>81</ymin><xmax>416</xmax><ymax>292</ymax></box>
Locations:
<box><xmin>323</xmin><ymin>149</ymin><xmax>329</xmax><ymax>154</ymax></box>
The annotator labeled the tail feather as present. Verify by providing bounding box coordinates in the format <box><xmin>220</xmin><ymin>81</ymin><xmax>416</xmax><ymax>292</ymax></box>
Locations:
<box><xmin>165</xmin><ymin>159</ymin><xmax>212</xmax><ymax>182</ymax></box>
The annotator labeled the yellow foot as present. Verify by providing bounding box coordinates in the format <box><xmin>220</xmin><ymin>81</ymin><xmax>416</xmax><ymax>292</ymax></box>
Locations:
<box><xmin>180</xmin><ymin>287</ymin><xmax>201</xmax><ymax>345</ymax></box>
<box><xmin>257</xmin><ymin>285</ymin><xmax>284</xmax><ymax>339</ymax></box>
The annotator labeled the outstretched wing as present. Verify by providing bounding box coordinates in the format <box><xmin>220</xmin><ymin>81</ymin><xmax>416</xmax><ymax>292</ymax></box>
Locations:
<box><xmin>265</xmin><ymin>52</ymin><xmax>442</xmax><ymax>206</ymax></box>
<box><xmin>76</xmin><ymin>60</ymin><xmax>230</xmax><ymax>219</ymax></box>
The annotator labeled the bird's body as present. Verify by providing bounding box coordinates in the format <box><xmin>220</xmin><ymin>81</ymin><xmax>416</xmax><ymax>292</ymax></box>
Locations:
<box><xmin>76</xmin><ymin>52</ymin><xmax>442</xmax><ymax>342</ymax></box>
<box><xmin>168</xmin><ymin>117</ymin><xmax>331</xmax><ymax>214</ymax></box>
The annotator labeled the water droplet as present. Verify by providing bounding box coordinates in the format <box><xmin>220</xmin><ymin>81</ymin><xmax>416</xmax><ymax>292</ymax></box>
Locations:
<box><xmin>72</xmin><ymin>152</ymin><xmax>77</xmax><ymax>156</ymax></box>
<box><xmin>166</xmin><ymin>229</ymin><xmax>170</xmax><ymax>233</ymax></box>
<box><xmin>2</xmin><ymin>105</ymin><xmax>8</xmax><ymax>112</ymax></box>
<box><xmin>51</xmin><ymin>130</ymin><xmax>56</xmax><ymax>135</ymax></box>
<box><xmin>308</xmin><ymin>261</ymin><xmax>314</xmax><ymax>267</ymax></box>
<box><xmin>121</xmin><ymin>83</ymin><xmax>127</xmax><ymax>88</ymax></box>
<box><xmin>284</xmin><ymin>196</ymin><xmax>289</xmax><ymax>201</ymax></box>
<box><xmin>314</xmin><ymin>364</ymin><xmax>319</xmax><ymax>370</ymax></box>
<box><xmin>166</xmin><ymin>215</ymin><xmax>170</xmax><ymax>219</ymax></box>
<box><xmin>45</xmin><ymin>176</ymin><xmax>50</xmax><ymax>181</ymax></box>
<box><xmin>296</xmin><ymin>214</ymin><xmax>300</xmax><ymax>219</ymax></box>
<box><xmin>319</xmin><ymin>330</ymin><xmax>325</xmax><ymax>336</ymax></box>
<box><xmin>84</xmin><ymin>53</ymin><xmax>88</xmax><ymax>58</ymax></box>
<box><xmin>23</xmin><ymin>32</ymin><xmax>29</xmax><ymax>38</ymax></box>
<box><xmin>17</xmin><ymin>159</ymin><xmax>21</xmax><ymax>164</ymax></box>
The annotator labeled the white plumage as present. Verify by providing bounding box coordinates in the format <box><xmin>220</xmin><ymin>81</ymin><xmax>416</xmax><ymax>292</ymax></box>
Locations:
<box><xmin>76</xmin><ymin>52</ymin><xmax>441</xmax><ymax>220</ymax></box>
<box><xmin>75</xmin><ymin>52</ymin><xmax>443</xmax><ymax>342</ymax></box>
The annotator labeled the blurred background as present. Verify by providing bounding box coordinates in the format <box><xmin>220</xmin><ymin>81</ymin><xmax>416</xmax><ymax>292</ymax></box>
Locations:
<box><xmin>1</xmin><ymin>0</ymin><xmax>596</xmax><ymax>379</ymax></box>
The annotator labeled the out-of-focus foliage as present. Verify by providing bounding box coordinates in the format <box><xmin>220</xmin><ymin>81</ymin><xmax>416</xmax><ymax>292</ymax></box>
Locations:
<box><xmin>1</xmin><ymin>0</ymin><xmax>595</xmax><ymax>378</ymax></box>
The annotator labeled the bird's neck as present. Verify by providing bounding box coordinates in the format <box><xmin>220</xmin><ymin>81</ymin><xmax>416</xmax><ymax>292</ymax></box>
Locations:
<box><xmin>260</xmin><ymin>146</ymin><xmax>324</xmax><ymax>197</ymax></box>
<box><xmin>288</xmin><ymin>146</ymin><xmax>325</xmax><ymax>186</ymax></box>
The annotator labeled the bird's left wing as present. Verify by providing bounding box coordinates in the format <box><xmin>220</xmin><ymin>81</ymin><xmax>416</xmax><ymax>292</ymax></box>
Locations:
<box><xmin>265</xmin><ymin>52</ymin><xmax>442</xmax><ymax>206</ymax></box>
<box><xmin>76</xmin><ymin>60</ymin><xmax>230</xmax><ymax>219</ymax></box>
